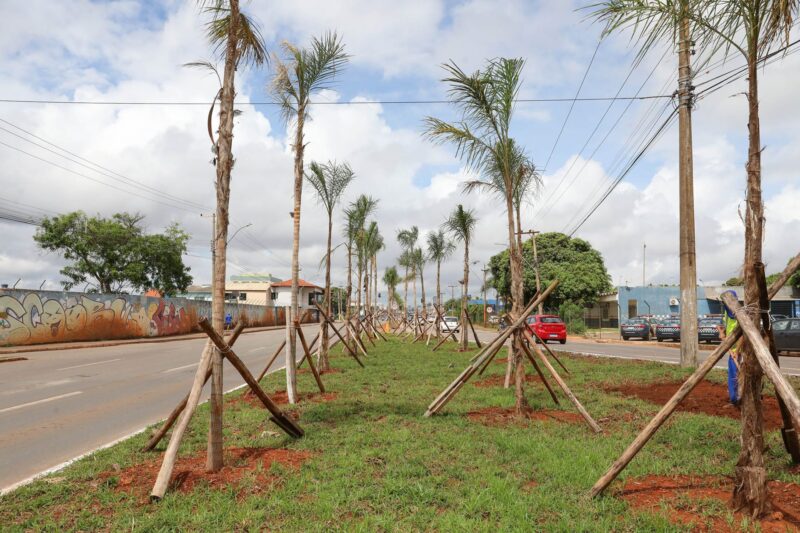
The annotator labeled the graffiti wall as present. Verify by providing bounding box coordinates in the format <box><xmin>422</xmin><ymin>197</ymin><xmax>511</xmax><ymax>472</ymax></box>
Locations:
<box><xmin>0</xmin><ymin>289</ymin><xmax>312</xmax><ymax>347</ymax></box>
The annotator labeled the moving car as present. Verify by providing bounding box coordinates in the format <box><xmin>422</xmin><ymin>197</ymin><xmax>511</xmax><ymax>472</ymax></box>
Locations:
<box><xmin>440</xmin><ymin>316</ymin><xmax>460</xmax><ymax>334</ymax></box>
<box><xmin>698</xmin><ymin>317</ymin><xmax>723</xmax><ymax>343</ymax></box>
<box><xmin>774</xmin><ymin>318</ymin><xmax>800</xmax><ymax>353</ymax></box>
<box><xmin>620</xmin><ymin>318</ymin><xmax>651</xmax><ymax>341</ymax></box>
<box><xmin>655</xmin><ymin>319</ymin><xmax>681</xmax><ymax>342</ymax></box>
<box><xmin>526</xmin><ymin>314</ymin><xmax>567</xmax><ymax>344</ymax></box>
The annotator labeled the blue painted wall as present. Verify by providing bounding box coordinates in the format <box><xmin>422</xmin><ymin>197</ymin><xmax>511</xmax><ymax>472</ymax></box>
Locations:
<box><xmin>616</xmin><ymin>286</ymin><xmax>714</xmax><ymax>321</ymax></box>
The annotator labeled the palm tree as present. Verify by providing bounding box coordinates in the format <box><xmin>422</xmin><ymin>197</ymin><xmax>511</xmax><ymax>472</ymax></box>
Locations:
<box><xmin>382</xmin><ymin>266</ymin><xmax>402</xmax><ymax>316</ymax></box>
<box><xmin>396</xmin><ymin>226</ymin><xmax>419</xmax><ymax>319</ymax></box>
<box><xmin>195</xmin><ymin>0</ymin><xmax>267</xmax><ymax>471</ymax></box>
<box><xmin>589</xmin><ymin>0</ymin><xmax>799</xmax><ymax>514</ymax></box>
<box><xmin>412</xmin><ymin>247</ymin><xmax>428</xmax><ymax>320</ymax></box>
<box><xmin>359</xmin><ymin>221</ymin><xmax>383</xmax><ymax>334</ymax></box>
<box><xmin>343</xmin><ymin>195</ymin><xmax>378</xmax><ymax>342</ymax></box>
<box><xmin>443</xmin><ymin>204</ymin><xmax>478</xmax><ymax>351</ymax></box>
<box><xmin>270</xmin><ymin>32</ymin><xmax>348</xmax><ymax>404</ymax></box>
<box><xmin>305</xmin><ymin>160</ymin><xmax>355</xmax><ymax>371</ymax></box>
<box><xmin>427</xmin><ymin>230</ymin><xmax>456</xmax><ymax>338</ymax></box>
<box><xmin>426</xmin><ymin>58</ymin><xmax>528</xmax><ymax>411</ymax></box>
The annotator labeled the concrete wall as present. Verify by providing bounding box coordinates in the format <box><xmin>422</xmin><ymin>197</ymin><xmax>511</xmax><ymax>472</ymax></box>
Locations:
<box><xmin>0</xmin><ymin>289</ymin><xmax>317</xmax><ymax>347</ymax></box>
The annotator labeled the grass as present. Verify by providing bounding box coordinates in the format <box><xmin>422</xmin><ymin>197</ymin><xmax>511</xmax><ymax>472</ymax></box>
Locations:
<box><xmin>1</xmin><ymin>336</ymin><xmax>799</xmax><ymax>531</ymax></box>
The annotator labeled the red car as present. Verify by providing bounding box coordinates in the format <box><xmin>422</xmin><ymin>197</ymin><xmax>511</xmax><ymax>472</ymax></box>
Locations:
<box><xmin>526</xmin><ymin>314</ymin><xmax>567</xmax><ymax>344</ymax></box>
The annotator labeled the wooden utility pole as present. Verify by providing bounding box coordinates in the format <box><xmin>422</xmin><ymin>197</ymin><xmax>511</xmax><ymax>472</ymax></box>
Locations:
<box><xmin>678</xmin><ymin>3</ymin><xmax>698</xmax><ymax>367</ymax></box>
<box><xmin>518</xmin><ymin>230</ymin><xmax>543</xmax><ymax>315</ymax></box>
<box><xmin>642</xmin><ymin>242</ymin><xmax>646</xmax><ymax>287</ymax></box>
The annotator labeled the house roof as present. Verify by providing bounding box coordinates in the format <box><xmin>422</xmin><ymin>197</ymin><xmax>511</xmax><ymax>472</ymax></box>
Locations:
<box><xmin>270</xmin><ymin>279</ymin><xmax>322</xmax><ymax>290</ymax></box>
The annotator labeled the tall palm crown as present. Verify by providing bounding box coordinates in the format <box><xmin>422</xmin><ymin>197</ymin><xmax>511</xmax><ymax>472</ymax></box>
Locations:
<box><xmin>382</xmin><ymin>266</ymin><xmax>401</xmax><ymax>307</ymax></box>
<box><xmin>305</xmin><ymin>161</ymin><xmax>355</xmax><ymax>217</ymax></box>
<box><xmin>443</xmin><ymin>204</ymin><xmax>477</xmax><ymax>248</ymax></box>
<box><xmin>463</xmin><ymin>139</ymin><xmax>540</xmax><ymax>210</ymax></box>
<box><xmin>427</xmin><ymin>230</ymin><xmax>456</xmax><ymax>265</ymax></box>
<box><xmin>201</xmin><ymin>1</ymin><xmax>267</xmax><ymax>68</ymax></box>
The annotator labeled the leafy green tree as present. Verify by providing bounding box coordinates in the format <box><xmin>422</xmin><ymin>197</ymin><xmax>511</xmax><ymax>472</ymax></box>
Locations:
<box><xmin>489</xmin><ymin>232</ymin><xmax>611</xmax><ymax>311</ymax></box>
<box><xmin>34</xmin><ymin>211</ymin><xmax>192</xmax><ymax>296</ymax></box>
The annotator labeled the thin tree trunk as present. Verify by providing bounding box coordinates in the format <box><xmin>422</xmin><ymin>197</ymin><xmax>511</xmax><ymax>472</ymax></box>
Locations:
<box><xmin>207</xmin><ymin>0</ymin><xmax>239</xmax><ymax>472</ymax></box>
<box><xmin>460</xmin><ymin>244</ymin><xmax>469</xmax><ymax>351</ymax></box>
<box><xmin>436</xmin><ymin>261</ymin><xmax>442</xmax><ymax>340</ymax></box>
<box><xmin>506</xmin><ymin>193</ymin><xmax>526</xmax><ymax>414</ymax></box>
<box><xmin>345</xmin><ymin>245</ymin><xmax>353</xmax><ymax>339</ymax></box>
<box><xmin>420</xmin><ymin>264</ymin><xmax>426</xmax><ymax>321</ymax></box>
<box><xmin>732</xmin><ymin>49</ymin><xmax>768</xmax><ymax>517</ymax></box>
<box><xmin>412</xmin><ymin>267</ymin><xmax>417</xmax><ymax>320</ymax></box>
<box><xmin>287</xmin><ymin>104</ymin><xmax>306</xmax><ymax>405</ymax></box>
<box><xmin>319</xmin><ymin>214</ymin><xmax>332</xmax><ymax>371</ymax></box>
<box><xmin>403</xmin><ymin>266</ymin><xmax>409</xmax><ymax>317</ymax></box>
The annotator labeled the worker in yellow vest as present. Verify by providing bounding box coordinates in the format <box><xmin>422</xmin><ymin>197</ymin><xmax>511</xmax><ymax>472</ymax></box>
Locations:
<box><xmin>719</xmin><ymin>290</ymin><xmax>741</xmax><ymax>405</ymax></box>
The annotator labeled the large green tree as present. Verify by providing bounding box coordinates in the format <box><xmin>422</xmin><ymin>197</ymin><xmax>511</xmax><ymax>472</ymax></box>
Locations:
<box><xmin>488</xmin><ymin>232</ymin><xmax>612</xmax><ymax>311</ymax></box>
<box><xmin>34</xmin><ymin>211</ymin><xmax>192</xmax><ymax>296</ymax></box>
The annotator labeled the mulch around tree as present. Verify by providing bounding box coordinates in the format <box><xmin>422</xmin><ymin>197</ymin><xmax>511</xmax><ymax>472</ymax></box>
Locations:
<box><xmin>466</xmin><ymin>406</ymin><xmax>583</xmax><ymax>427</ymax></box>
<box><xmin>473</xmin><ymin>374</ymin><xmax>543</xmax><ymax>388</ymax></box>
<box><xmin>98</xmin><ymin>447</ymin><xmax>312</xmax><ymax>501</ymax></box>
<box><xmin>620</xmin><ymin>474</ymin><xmax>800</xmax><ymax>532</ymax></box>
<box><xmin>604</xmin><ymin>380</ymin><xmax>787</xmax><ymax>430</ymax></box>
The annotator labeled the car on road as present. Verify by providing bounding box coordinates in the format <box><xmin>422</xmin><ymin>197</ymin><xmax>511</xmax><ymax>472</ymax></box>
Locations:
<box><xmin>774</xmin><ymin>318</ymin><xmax>800</xmax><ymax>353</ymax></box>
<box><xmin>621</xmin><ymin>318</ymin><xmax>651</xmax><ymax>340</ymax></box>
<box><xmin>655</xmin><ymin>319</ymin><xmax>681</xmax><ymax>342</ymax></box>
<box><xmin>440</xmin><ymin>316</ymin><xmax>460</xmax><ymax>334</ymax></box>
<box><xmin>698</xmin><ymin>317</ymin><xmax>723</xmax><ymax>343</ymax></box>
<box><xmin>526</xmin><ymin>314</ymin><xmax>567</xmax><ymax>344</ymax></box>
<box><xmin>771</xmin><ymin>314</ymin><xmax>789</xmax><ymax>322</ymax></box>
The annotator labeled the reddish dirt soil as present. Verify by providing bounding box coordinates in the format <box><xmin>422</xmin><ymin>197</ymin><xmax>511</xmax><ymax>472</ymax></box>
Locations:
<box><xmin>473</xmin><ymin>374</ymin><xmax>543</xmax><ymax>388</ymax></box>
<box><xmin>467</xmin><ymin>406</ymin><xmax>583</xmax><ymax>427</ymax></box>
<box><xmin>605</xmin><ymin>381</ymin><xmax>787</xmax><ymax>430</ymax></box>
<box><xmin>99</xmin><ymin>447</ymin><xmax>312</xmax><ymax>501</ymax></box>
<box><xmin>621</xmin><ymin>475</ymin><xmax>800</xmax><ymax>532</ymax></box>
<box><xmin>229</xmin><ymin>390</ymin><xmax>338</xmax><ymax>409</ymax></box>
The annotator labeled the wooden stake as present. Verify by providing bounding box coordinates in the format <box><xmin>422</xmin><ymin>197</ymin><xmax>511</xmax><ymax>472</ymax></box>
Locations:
<box><xmin>246</xmin><ymin>339</ymin><xmax>286</xmax><ymax>398</ymax></box>
<box><xmin>314</xmin><ymin>303</ymin><xmax>363</xmax><ymax>366</ymax></box>
<box><xmin>466</xmin><ymin>314</ymin><xmax>483</xmax><ymax>348</ymax></box>
<box><xmin>143</xmin><ymin>323</ymin><xmax>245</xmax><ymax>452</ymax></box>
<box><xmin>297</xmin><ymin>327</ymin><xmax>325</xmax><ymax>393</ymax></box>
<box><xmin>520</xmin><ymin>341</ymin><xmax>560</xmax><ymax>405</ymax></box>
<box><xmin>590</xmin><ymin>252</ymin><xmax>800</xmax><ymax>497</ymax></box>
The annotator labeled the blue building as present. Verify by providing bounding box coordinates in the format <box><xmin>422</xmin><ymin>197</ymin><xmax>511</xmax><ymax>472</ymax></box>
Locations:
<box><xmin>592</xmin><ymin>285</ymin><xmax>800</xmax><ymax>324</ymax></box>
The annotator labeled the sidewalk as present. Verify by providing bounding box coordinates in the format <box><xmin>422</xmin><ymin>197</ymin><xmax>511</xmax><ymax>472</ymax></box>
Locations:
<box><xmin>0</xmin><ymin>323</ymin><xmax>299</xmax><ymax>355</ymax></box>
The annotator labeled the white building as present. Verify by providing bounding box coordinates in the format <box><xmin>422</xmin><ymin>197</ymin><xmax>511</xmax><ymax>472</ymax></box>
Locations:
<box><xmin>270</xmin><ymin>279</ymin><xmax>324</xmax><ymax>309</ymax></box>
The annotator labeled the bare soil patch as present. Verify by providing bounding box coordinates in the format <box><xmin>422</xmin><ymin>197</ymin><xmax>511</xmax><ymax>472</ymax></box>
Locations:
<box><xmin>229</xmin><ymin>390</ymin><xmax>338</xmax><ymax>409</ymax></box>
<box><xmin>467</xmin><ymin>406</ymin><xmax>583</xmax><ymax>427</ymax></box>
<box><xmin>605</xmin><ymin>380</ymin><xmax>786</xmax><ymax>430</ymax></box>
<box><xmin>473</xmin><ymin>374</ymin><xmax>543</xmax><ymax>388</ymax></box>
<box><xmin>621</xmin><ymin>474</ymin><xmax>800</xmax><ymax>532</ymax></box>
<box><xmin>99</xmin><ymin>447</ymin><xmax>312</xmax><ymax>501</ymax></box>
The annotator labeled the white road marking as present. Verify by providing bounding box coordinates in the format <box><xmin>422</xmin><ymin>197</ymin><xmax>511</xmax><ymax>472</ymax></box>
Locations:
<box><xmin>0</xmin><ymin>391</ymin><xmax>83</xmax><ymax>414</ymax></box>
<box><xmin>162</xmin><ymin>362</ymin><xmax>197</xmax><ymax>374</ymax></box>
<box><xmin>57</xmin><ymin>358</ymin><xmax>121</xmax><ymax>371</ymax></box>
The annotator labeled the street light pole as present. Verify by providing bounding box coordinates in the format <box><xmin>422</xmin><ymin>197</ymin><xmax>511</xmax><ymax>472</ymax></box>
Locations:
<box><xmin>482</xmin><ymin>265</ymin><xmax>489</xmax><ymax>326</ymax></box>
<box><xmin>643</xmin><ymin>242</ymin><xmax>646</xmax><ymax>287</ymax></box>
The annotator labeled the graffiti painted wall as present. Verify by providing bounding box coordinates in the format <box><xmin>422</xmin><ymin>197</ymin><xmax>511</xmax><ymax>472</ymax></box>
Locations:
<box><xmin>0</xmin><ymin>289</ymin><xmax>313</xmax><ymax>347</ymax></box>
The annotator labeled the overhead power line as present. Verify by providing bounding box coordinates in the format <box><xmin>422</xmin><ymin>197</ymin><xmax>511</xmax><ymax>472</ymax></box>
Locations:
<box><xmin>0</xmin><ymin>95</ymin><xmax>672</xmax><ymax>106</ymax></box>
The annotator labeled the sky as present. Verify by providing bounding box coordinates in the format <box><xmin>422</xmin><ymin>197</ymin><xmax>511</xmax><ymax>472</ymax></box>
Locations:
<box><xmin>0</xmin><ymin>0</ymin><xmax>798</xmax><ymax>305</ymax></box>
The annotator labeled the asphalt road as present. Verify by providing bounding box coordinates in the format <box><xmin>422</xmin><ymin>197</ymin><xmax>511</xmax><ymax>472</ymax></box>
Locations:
<box><xmin>0</xmin><ymin>325</ymin><xmax>319</xmax><ymax>493</ymax></box>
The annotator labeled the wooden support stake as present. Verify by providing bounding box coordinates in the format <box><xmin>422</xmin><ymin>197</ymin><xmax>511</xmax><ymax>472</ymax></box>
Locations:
<box><xmin>297</xmin><ymin>327</ymin><xmax>325</xmax><ymax>393</ymax></box>
<box><xmin>721</xmin><ymin>292</ymin><xmax>800</xmax><ymax>431</ymax></box>
<box><xmin>523</xmin><ymin>329</ymin><xmax>601</xmax><ymax>433</ymax></box>
<box><xmin>590</xmin><ymin>252</ymin><xmax>800</xmax><ymax>497</ymax></box>
<box><xmin>198</xmin><ymin>319</ymin><xmax>303</xmax><ymax>438</ymax></box>
<box><xmin>314</xmin><ymin>303</ymin><xmax>364</xmax><ymax>366</ymax></box>
<box><xmin>466</xmin><ymin>314</ymin><xmax>483</xmax><ymax>348</ymax></box>
<box><xmin>246</xmin><ymin>339</ymin><xmax>286</xmax><ymax>398</ymax></box>
<box><xmin>528</xmin><ymin>330</ymin><xmax>570</xmax><ymax>375</ymax></box>
<box><xmin>143</xmin><ymin>323</ymin><xmax>245</xmax><ymax>452</ymax></box>
<box><xmin>520</xmin><ymin>340</ymin><xmax>560</xmax><ymax>405</ymax></box>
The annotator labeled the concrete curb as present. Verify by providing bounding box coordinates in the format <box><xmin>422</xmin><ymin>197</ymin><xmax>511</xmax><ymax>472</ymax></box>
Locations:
<box><xmin>0</xmin><ymin>324</ymin><xmax>303</xmax><ymax>355</ymax></box>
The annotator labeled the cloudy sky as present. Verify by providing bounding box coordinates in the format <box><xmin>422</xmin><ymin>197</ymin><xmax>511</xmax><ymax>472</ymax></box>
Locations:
<box><xmin>0</xmin><ymin>0</ymin><xmax>798</xmax><ymax>304</ymax></box>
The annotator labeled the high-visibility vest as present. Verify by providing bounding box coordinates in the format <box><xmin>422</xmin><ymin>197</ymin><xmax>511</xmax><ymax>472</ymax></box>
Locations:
<box><xmin>723</xmin><ymin>313</ymin><xmax>739</xmax><ymax>355</ymax></box>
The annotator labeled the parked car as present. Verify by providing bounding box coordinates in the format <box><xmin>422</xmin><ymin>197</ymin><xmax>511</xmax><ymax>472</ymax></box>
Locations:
<box><xmin>655</xmin><ymin>319</ymin><xmax>681</xmax><ymax>342</ymax></box>
<box><xmin>771</xmin><ymin>314</ymin><xmax>789</xmax><ymax>322</ymax></box>
<box><xmin>774</xmin><ymin>318</ymin><xmax>800</xmax><ymax>353</ymax></box>
<box><xmin>698</xmin><ymin>317</ymin><xmax>723</xmax><ymax>343</ymax></box>
<box><xmin>621</xmin><ymin>318</ymin><xmax>651</xmax><ymax>340</ymax></box>
<box><xmin>488</xmin><ymin>315</ymin><xmax>500</xmax><ymax>325</ymax></box>
<box><xmin>440</xmin><ymin>316</ymin><xmax>460</xmax><ymax>334</ymax></box>
<box><xmin>526</xmin><ymin>314</ymin><xmax>567</xmax><ymax>344</ymax></box>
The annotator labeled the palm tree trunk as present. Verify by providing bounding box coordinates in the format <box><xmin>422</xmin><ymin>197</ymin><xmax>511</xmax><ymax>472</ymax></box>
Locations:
<box><xmin>319</xmin><ymin>214</ymin><xmax>332</xmax><ymax>371</ymax></box>
<box><xmin>436</xmin><ymin>261</ymin><xmax>442</xmax><ymax>340</ymax></box>
<box><xmin>207</xmin><ymin>0</ymin><xmax>239</xmax><ymax>471</ymax></box>
<box><xmin>345</xmin><ymin>245</ymin><xmax>353</xmax><ymax>346</ymax></box>
<box><xmin>287</xmin><ymin>104</ymin><xmax>306</xmax><ymax>405</ymax></box>
<box><xmin>460</xmin><ymin>244</ymin><xmax>469</xmax><ymax>351</ymax></box>
<box><xmin>419</xmin><ymin>264</ymin><xmax>426</xmax><ymax>320</ymax></box>
<box><xmin>506</xmin><ymin>194</ymin><xmax>527</xmax><ymax>414</ymax></box>
<box><xmin>412</xmin><ymin>269</ymin><xmax>418</xmax><ymax>323</ymax></box>
<box><xmin>732</xmin><ymin>48</ymin><xmax>768</xmax><ymax>516</ymax></box>
<box><xmin>403</xmin><ymin>266</ymin><xmax>409</xmax><ymax>318</ymax></box>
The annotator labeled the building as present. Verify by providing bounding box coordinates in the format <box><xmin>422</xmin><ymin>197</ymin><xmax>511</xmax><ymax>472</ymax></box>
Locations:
<box><xmin>270</xmin><ymin>279</ymin><xmax>324</xmax><ymax>309</ymax></box>
<box><xmin>585</xmin><ymin>284</ymin><xmax>800</xmax><ymax>326</ymax></box>
<box><xmin>180</xmin><ymin>273</ymin><xmax>282</xmax><ymax>306</ymax></box>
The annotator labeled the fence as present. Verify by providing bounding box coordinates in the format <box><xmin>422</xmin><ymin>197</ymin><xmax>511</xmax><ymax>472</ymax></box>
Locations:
<box><xmin>0</xmin><ymin>288</ymin><xmax>318</xmax><ymax>347</ymax></box>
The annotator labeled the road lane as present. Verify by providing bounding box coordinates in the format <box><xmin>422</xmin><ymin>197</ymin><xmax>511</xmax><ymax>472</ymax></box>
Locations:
<box><xmin>0</xmin><ymin>324</ymin><xmax>320</xmax><ymax>493</ymax></box>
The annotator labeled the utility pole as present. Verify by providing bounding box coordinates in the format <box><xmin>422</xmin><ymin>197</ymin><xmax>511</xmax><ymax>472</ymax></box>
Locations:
<box><xmin>517</xmin><ymin>229</ymin><xmax>543</xmax><ymax>315</ymax></box>
<box><xmin>678</xmin><ymin>3</ymin><xmax>698</xmax><ymax>367</ymax></box>
<box><xmin>642</xmin><ymin>243</ymin><xmax>646</xmax><ymax>287</ymax></box>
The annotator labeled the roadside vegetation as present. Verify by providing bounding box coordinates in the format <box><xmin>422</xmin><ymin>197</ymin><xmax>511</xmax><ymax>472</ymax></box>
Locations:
<box><xmin>2</xmin><ymin>337</ymin><xmax>799</xmax><ymax>531</ymax></box>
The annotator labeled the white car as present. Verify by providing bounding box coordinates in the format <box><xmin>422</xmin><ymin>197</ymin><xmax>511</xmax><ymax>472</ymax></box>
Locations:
<box><xmin>440</xmin><ymin>316</ymin><xmax>460</xmax><ymax>334</ymax></box>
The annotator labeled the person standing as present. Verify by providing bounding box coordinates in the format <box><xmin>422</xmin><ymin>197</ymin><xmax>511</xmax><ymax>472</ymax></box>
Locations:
<box><xmin>719</xmin><ymin>290</ymin><xmax>741</xmax><ymax>405</ymax></box>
